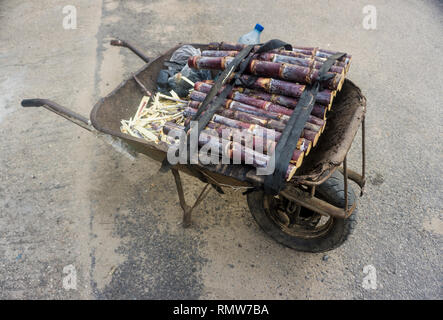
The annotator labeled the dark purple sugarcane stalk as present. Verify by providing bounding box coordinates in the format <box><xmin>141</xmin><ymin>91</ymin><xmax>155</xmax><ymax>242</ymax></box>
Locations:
<box><xmin>270</xmin><ymin>50</ymin><xmax>347</xmax><ymax>68</ymax></box>
<box><xmin>314</xmin><ymin>48</ymin><xmax>351</xmax><ymax>63</ymax></box>
<box><xmin>194</xmin><ymin>81</ymin><xmax>327</xmax><ymax>119</ymax></box>
<box><xmin>201</xmin><ymin>50</ymin><xmax>239</xmax><ymax>57</ymax></box>
<box><xmin>207</xmin><ymin>42</ymin><xmax>315</xmax><ymax>56</ymax></box>
<box><xmin>180</xmin><ymin>119</ymin><xmax>309</xmax><ymax>161</ymax></box>
<box><xmin>183</xmin><ymin>103</ymin><xmax>281</xmax><ymax>139</ymax></box>
<box><xmin>224</xmin><ymin>75</ymin><xmax>332</xmax><ymax>106</ymax></box>
<box><xmin>194</xmin><ymin>83</ymin><xmax>292</xmax><ymax>115</ymax></box>
<box><xmin>248</xmin><ymin>59</ymin><xmax>311</xmax><ymax>86</ymax></box>
<box><xmin>246</xmin><ymin>58</ymin><xmax>342</xmax><ymax>91</ymax></box>
<box><xmin>190</xmin><ymin>90</ymin><xmax>325</xmax><ymax>130</ymax></box>
<box><xmin>201</xmin><ymin>50</ymin><xmax>345</xmax><ymax>75</ymax></box>
<box><xmin>162</xmin><ymin>122</ymin><xmax>299</xmax><ymax>178</ymax></box>
<box><xmin>229</xmin><ymin>91</ymin><xmax>293</xmax><ymax>115</ymax></box>
<box><xmin>237</xmin><ymin>75</ymin><xmax>305</xmax><ymax>99</ymax></box>
<box><xmin>274</xmin><ymin>45</ymin><xmax>351</xmax><ymax>65</ymax></box>
<box><xmin>290</xmin><ymin>46</ymin><xmax>317</xmax><ymax>56</ymax></box>
<box><xmin>207</xmin><ymin>42</ymin><xmax>248</xmax><ymax>51</ymax></box>
<box><xmin>227</xmin><ymin>99</ymin><xmax>290</xmax><ymax>123</ymax></box>
<box><xmin>285</xmin><ymin>48</ymin><xmax>351</xmax><ymax>71</ymax></box>
<box><xmin>185</xmin><ymin>103</ymin><xmax>321</xmax><ymax>146</ymax></box>
<box><xmin>242</xmin><ymin>88</ymin><xmax>328</xmax><ymax>117</ymax></box>
<box><xmin>206</xmin><ymin>42</ymin><xmax>350</xmax><ymax>67</ymax></box>
<box><xmin>206</xmin><ymin>122</ymin><xmax>310</xmax><ymax>156</ymax></box>
<box><xmin>259</xmin><ymin>53</ymin><xmax>345</xmax><ymax>74</ymax></box>
<box><xmin>188</xmin><ymin>56</ymin><xmax>341</xmax><ymax>91</ymax></box>
<box><xmin>234</xmin><ymin>75</ymin><xmax>332</xmax><ymax>107</ymax></box>
<box><xmin>181</xmin><ymin>118</ymin><xmax>311</xmax><ymax>156</ymax></box>
<box><xmin>190</xmin><ymin>90</ymin><xmax>289</xmax><ymax>122</ymax></box>
<box><xmin>194</xmin><ymin>80</ymin><xmax>328</xmax><ymax>119</ymax></box>
<box><xmin>184</xmin><ymin>104</ymin><xmax>286</xmax><ymax>132</ymax></box>
<box><xmin>259</xmin><ymin>52</ymin><xmax>313</xmax><ymax>68</ymax></box>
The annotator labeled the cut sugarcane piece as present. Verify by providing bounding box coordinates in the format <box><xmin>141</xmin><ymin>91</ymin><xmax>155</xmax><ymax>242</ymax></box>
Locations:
<box><xmin>120</xmin><ymin>92</ymin><xmax>188</xmax><ymax>143</ymax></box>
<box><xmin>157</xmin><ymin>93</ymin><xmax>187</xmax><ymax>103</ymax></box>
<box><xmin>302</xmin><ymin>129</ymin><xmax>320</xmax><ymax>147</ymax></box>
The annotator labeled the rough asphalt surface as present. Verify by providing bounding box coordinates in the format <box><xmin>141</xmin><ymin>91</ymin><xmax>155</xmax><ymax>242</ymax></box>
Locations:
<box><xmin>1</xmin><ymin>0</ymin><xmax>442</xmax><ymax>299</ymax></box>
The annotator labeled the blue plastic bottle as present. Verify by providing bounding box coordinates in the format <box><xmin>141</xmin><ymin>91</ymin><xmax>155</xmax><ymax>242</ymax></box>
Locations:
<box><xmin>238</xmin><ymin>24</ymin><xmax>264</xmax><ymax>45</ymax></box>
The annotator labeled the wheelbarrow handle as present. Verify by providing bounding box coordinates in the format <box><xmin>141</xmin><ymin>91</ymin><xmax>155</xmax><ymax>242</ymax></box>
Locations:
<box><xmin>110</xmin><ymin>39</ymin><xmax>150</xmax><ymax>63</ymax></box>
<box><xmin>21</xmin><ymin>98</ymin><xmax>93</xmax><ymax>132</ymax></box>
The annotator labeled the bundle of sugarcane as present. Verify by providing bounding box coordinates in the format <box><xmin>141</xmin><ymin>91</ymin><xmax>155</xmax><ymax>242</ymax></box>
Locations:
<box><xmin>193</xmin><ymin>42</ymin><xmax>351</xmax><ymax>93</ymax></box>
<box><xmin>120</xmin><ymin>42</ymin><xmax>351</xmax><ymax>181</ymax></box>
<box><xmin>182</xmin><ymin>42</ymin><xmax>352</xmax><ymax>178</ymax></box>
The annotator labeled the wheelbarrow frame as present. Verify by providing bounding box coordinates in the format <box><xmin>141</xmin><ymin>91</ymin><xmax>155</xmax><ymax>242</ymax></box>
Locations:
<box><xmin>21</xmin><ymin>39</ymin><xmax>366</xmax><ymax>228</ymax></box>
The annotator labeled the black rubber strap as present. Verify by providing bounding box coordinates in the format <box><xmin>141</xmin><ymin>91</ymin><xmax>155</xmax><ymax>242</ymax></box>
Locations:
<box><xmin>264</xmin><ymin>52</ymin><xmax>346</xmax><ymax>195</ymax></box>
<box><xmin>255</xmin><ymin>39</ymin><xmax>292</xmax><ymax>54</ymax></box>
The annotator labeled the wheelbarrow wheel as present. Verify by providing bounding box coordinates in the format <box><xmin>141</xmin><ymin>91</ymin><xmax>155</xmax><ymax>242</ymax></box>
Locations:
<box><xmin>247</xmin><ymin>170</ymin><xmax>357</xmax><ymax>252</ymax></box>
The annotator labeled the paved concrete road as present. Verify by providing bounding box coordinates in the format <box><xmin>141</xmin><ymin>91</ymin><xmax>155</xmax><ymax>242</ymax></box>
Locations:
<box><xmin>1</xmin><ymin>0</ymin><xmax>442</xmax><ymax>299</ymax></box>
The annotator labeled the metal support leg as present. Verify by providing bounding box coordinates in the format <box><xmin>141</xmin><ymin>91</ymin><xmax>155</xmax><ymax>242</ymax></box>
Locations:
<box><xmin>361</xmin><ymin>117</ymin><xmax>366</xmax><ymax>196</ymax></box>
<box><xmin>171</xmin><ymin>168</ymin><xmax>211</xmax><ymax>228</ymax></box>
<box><xmin>336</xmin><ymin>117</ymin><xmax>366</xmax><ymax>196</ymax></box>
<box><xmin>343</xmin><ymin>156</ymin><xmax>348</xmax><ymax>212</ymax></box>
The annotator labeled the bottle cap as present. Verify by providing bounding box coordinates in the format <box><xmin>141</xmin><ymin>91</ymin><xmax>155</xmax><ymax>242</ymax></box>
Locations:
<box><xmin>254</xmin><ymin>23</ymin><xmax>264</xmax><ymax>32</ymax></box>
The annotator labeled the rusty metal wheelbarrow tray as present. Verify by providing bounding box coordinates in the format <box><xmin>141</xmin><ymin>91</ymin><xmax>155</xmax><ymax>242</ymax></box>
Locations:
<box><xmin>21</xmin><ymin>40</ymin><xmax>366</xmax><ymax>225</ymax></box>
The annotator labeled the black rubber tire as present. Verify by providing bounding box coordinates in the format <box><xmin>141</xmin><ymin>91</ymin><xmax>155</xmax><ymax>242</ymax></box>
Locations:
<box><xmin>247</xmin><ymin>170</ymin><xmax>357</xmax><ymax>252</ymax></box>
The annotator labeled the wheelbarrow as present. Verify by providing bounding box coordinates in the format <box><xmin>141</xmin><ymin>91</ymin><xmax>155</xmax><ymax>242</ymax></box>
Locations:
<box><xmin>21</xmin><ymin>40</ymin><xmax>366</xmax><ymax>252</ymax></box>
